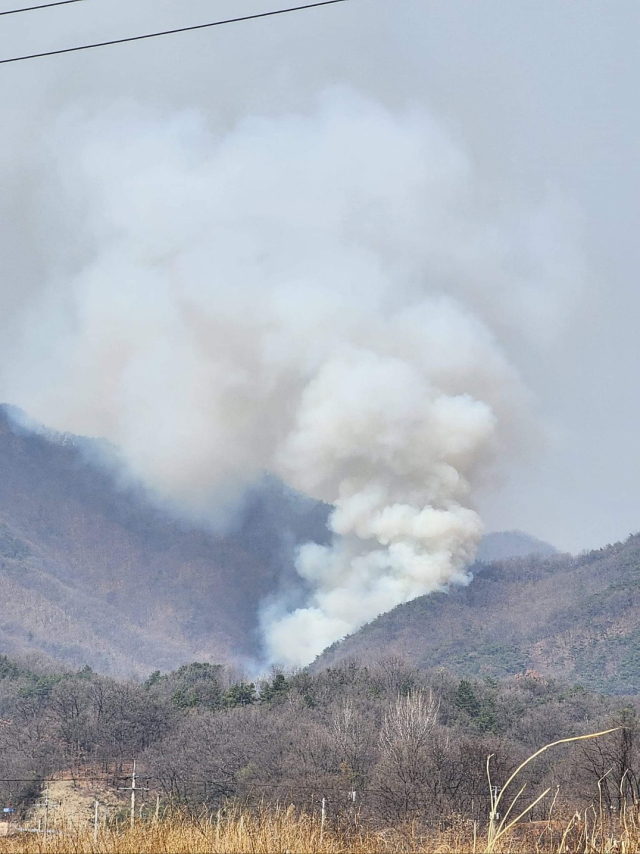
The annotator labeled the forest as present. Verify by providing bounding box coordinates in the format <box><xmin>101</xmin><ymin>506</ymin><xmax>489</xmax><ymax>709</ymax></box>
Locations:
<box><xmin>0</xmin><ymin>651</ymin><xmax>637</xmax><ymax>832</ymax></box>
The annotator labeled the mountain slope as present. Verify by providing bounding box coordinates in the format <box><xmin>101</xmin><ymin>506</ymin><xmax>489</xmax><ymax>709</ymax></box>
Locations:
<box><xmin>0</xmin><ymin>405</ymin><xmax>558</xmax><ymax>679</ymax></box>
<box><xmin>0</xmin><ymin>406</ymin><xmax>329</xmax><ymax>676</ymax></box>
<box><xmin>314</xmin><ymin>535</ymin><xmax>640</xmax><ymax>694</ymax></box>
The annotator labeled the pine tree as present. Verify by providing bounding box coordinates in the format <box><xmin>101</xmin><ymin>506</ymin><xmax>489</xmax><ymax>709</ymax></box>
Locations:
<box><xmin>454</xmin><ymin>679</ymin><xmax>480</xmax><ymax>717</ymax></box>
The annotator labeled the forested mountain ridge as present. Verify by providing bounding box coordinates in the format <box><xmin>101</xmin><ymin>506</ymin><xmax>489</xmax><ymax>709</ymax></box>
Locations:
<box><xmin>315</xmin><ymin>534</ymin><xmax>640</xmax><ymax>695</ymax></box>
<box><xmin>0</xmin><ymin>406</ymin><xmax>329</xmax><ymax>676</ymax></box>
<box><xmin>0</xmin><ymin>405</ymin><xmax>559</xmax><ymax>679</ymax></box>
<box><xmin>2</xmin><ymin>402</ymin><xmax>633</xmax><ymax>693</ymax></box>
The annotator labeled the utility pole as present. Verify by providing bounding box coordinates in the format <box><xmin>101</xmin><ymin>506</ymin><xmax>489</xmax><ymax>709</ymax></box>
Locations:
<box><xmin>119</xmin><ymin>761</ymin><xmax>148</xmax><ymax>829</ymax></box>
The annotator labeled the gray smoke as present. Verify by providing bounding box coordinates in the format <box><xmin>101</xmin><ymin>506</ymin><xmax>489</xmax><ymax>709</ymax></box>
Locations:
<box><xmin>0</xmin><ymin>88</ymin><xmax>568</xmax><ymax>665</ymax></box>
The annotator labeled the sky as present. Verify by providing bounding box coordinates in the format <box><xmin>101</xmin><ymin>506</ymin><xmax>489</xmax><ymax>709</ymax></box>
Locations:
<box><xmin>0</xmin><ymin>0</ymin><xmax>638</xmax><ymax>554</ymax></box>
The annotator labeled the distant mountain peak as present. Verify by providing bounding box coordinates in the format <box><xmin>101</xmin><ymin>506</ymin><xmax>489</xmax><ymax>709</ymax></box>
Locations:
<box><xmin>476</xmin><ymin>530</ymin><xmax>558</xmax><ymax>563</ymax></box>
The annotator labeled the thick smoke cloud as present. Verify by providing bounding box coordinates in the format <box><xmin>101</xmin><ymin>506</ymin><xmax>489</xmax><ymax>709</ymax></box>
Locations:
<box><xmin>0</xmin><ymin>88</ymin><xmax>558</xmax><ymax>665</ymax></box>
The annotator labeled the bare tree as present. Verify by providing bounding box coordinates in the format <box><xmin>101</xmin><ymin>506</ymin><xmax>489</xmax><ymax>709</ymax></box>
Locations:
<box><xmin>577</xmin><ymin>708</ymin><xmax>640</xmax><ymax>811</ymax></box>
<box><xmin>329</xmin><ymin>698</ymin><xmax>376</xmax><ymax>790</ymax></box>
<box><xmin>375</xmin><ymin>690</ymin><xmax>438</xmax><ymax>821</ymax></box>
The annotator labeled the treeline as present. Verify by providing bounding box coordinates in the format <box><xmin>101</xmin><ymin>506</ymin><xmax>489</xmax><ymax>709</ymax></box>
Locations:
<box><xmin>0</xmin><ymin>654</ymin><xmax>638</xmax><ymax>825</ymax></box>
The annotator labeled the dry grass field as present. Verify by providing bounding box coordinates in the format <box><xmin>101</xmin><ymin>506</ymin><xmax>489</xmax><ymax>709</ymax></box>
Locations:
<box><xmin>0</xmin><ymin>804</ymin><xmax>638</xmax><ymax>854</ymax></box>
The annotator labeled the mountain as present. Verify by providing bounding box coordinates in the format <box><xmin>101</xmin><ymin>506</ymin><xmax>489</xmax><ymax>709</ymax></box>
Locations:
<box><xmin>314</xmin><ymin>534</ymin><xmax>640</xmax><ymax>695</ymax></box>
<box><xmin>0</xmin><ymin>406</ymin><xmax>329</xmax><ymax>677</ymax></box>
<box><xmin>476</xmin><ymin>530</ymin><xmax>557</xmax><ymax>562</ymax></box>
<box><xmin>4</xmin><ymin>403</ymin><xmax>631</xmax><ymax>692</ymax></box>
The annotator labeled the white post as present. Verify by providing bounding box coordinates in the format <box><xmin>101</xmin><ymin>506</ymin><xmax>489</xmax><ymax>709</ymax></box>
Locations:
<box><xmin>320</xmin><ymin>797</ymin><xmax>326</xmax><ymax>845</ymax></box>
<box><xmin>44</xmin><ymin>783</ymin><xmax>50</xmax><ymax>836</ymax></box>
<box><xmin>131</xmin><ymin>761</ymin><xmax>136</xmax><ymax>829</ymax></box>
<box><xmin>155</xmin><ymin>794</ymin><xmax>160</xmax><ymax>824</ymax></box>
<box><xmin>94</xmin><ymin>800</ymin><xmax>99</xmax><ymax>844</ymax></box>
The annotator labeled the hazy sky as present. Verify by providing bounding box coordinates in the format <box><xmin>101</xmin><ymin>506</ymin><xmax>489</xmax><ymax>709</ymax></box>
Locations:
<box><xmin>0</xmin><ymin>0</ymin><xmax>638</xmax><ymax>553</ymax></box>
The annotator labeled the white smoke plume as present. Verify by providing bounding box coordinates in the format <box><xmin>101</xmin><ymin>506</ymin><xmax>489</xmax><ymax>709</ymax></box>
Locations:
<box><xmin>0</xmin><ymin>88</ymin><xmax>565</xmax><ymax>666</ymax></box>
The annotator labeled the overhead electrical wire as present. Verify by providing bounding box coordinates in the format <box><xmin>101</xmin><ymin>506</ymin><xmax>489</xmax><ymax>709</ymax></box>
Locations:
<box><xmin>0</xmin><ymin>0</ymin><xmax>83</xmax><ymax>17</ymax></box>
<box><xmin>0</xmin><ymin>0</ymin><xmax>349</xmax><ymax>65</ymax></box>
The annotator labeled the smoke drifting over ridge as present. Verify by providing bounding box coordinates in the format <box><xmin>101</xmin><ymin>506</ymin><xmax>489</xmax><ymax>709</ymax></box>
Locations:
<box><xmin>0</xmin><ymin>89</ymin><xmax>564</xmax><ymax>665</ymax></box>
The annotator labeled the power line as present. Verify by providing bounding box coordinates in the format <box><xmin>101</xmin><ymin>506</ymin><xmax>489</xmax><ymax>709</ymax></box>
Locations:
<box><xmin>0</xmin><ymin>0</ymin><xmax>349</xmax><ymax>65</ymax></box>
<box><xmin>0</xmin><ymin>0</ymin><xmax>83</xmax><ymax>17</ymax></box>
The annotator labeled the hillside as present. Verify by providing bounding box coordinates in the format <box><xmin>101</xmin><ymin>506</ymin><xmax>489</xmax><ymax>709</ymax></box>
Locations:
<box><xmin>315</xmin><ymin>534</ymin><xmax>640</xmax><ymax>695</ymax></box>
<box><xmin>0</xmin><ymin>406</ymin><xmax>329</xmax><ymax>676</ymax></box>
<box><xmin>4</xmin><ymin>403</ymin><xmax>633</xmax><ymax>693</ymax></box>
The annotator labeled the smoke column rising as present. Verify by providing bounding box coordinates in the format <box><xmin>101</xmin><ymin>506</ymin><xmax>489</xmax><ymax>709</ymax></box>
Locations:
<box><xmin>0</xmin><ymin>88</ymin><xmax>557</xmax><ymax>665</ymax></box>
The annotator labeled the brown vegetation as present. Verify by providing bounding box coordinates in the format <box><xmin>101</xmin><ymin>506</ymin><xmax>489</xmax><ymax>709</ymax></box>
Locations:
<box><xmin>0</xmin><ymin>656</ymin><xmax>638</xmax><ymax>852</ymax></box>
<box><xmin>1</xmin><ymin>803</ymin><xmax>640</xmax><ymax>853</ymax></box>
<box><xmin>1</xmin><ymin>655</ymin><xmax>640</xmax><ymax>846</ymax></box>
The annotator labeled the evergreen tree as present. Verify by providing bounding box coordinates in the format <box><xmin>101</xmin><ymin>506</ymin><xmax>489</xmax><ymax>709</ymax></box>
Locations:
<box><xmin>454</xmin><ymin>679</ymin><xmax>480</xmax><ymax>717</ymax></box>
<box><xmin>261</xmin><ymin>673</ymin><xmax>289</xmax><ymax>703</ymax></box>
<box><xmin>224</xmin><ymin>682</ymin><xmax>257</xmax><ymax>707</ymax></box>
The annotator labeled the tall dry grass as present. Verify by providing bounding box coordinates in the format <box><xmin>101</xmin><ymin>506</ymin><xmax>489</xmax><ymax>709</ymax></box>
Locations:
<box><xmin>2</xmin><ymin>804</ymin><xmax>640</xmax><ymax>854</ymax></box>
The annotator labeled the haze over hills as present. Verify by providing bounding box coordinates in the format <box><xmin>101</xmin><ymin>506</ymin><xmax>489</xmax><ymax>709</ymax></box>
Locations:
<box><xmin>0</xmin><ymin>405</ymin><xmax>330</xmax><ymax>677</ymax></box>
<box><xmin>5</xmin><ymin>401</ymin><xmax>640</xmax><ymax>695</ymax></box>
<box><xmin>315</xmin><ymin>534</ymin><xmax>640</xmax><ymax>695</ymax></box>
<box><xmin>0</xmin><ymin>403</ymin><xmax>565</xmax><ymax>679</ymax></box>
<box><xmin>476</xmin><ymin>530</ymin><xmax>558</xmax><ymax>563</ymax></box>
